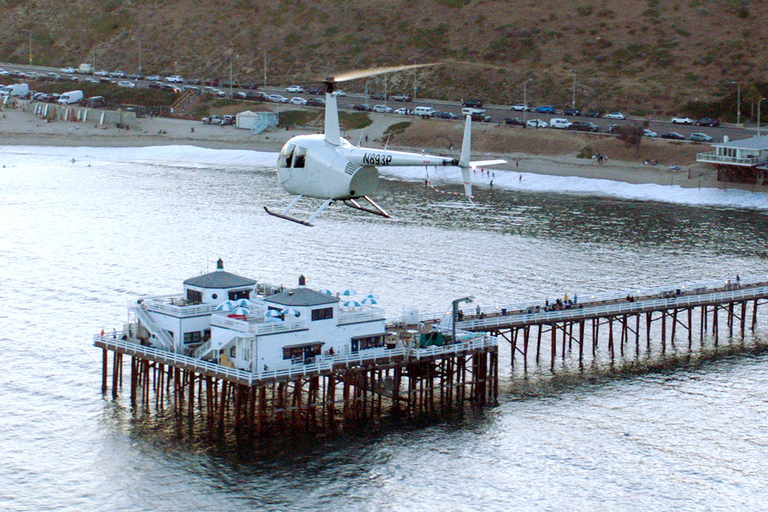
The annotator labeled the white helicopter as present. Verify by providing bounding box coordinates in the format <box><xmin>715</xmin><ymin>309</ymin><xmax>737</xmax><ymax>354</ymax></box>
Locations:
<box><xmin>265</xmin><ymin>64</ymin><xmax>506</xmax><ymax>226</ymax></box>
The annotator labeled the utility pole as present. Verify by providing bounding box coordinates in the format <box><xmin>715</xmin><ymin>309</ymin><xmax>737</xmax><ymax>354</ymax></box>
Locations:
<box><xmin>572</xmin><ymin>75</ymin><xmax>576</xmax><ymax>108</ymax></box>
<box><xmin>138</xmin><ymin>39</ymin><xmax>142</xmax><ymax>74</ymax></box>
<box><xmin>28</xmin><ymin>30</ymin><xmax>32</xmax><ymax>65</ymax></box>
<box><xmin>263</xmin><ymin>49</ymin><xmax>267</xmax><ymax>87</ymax></box>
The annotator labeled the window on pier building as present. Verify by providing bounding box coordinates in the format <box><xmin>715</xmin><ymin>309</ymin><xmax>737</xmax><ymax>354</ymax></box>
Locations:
<box><xmin>186</xmin><ymin>289</ymin><xmax>202</xmax><ymax>304</ymax></box>
<box><xmin>229</xmin><ymin>289</ymin><xmax>251</xmax><ymax>301</ymax></box>
<box><xmin>351</xmin><ymin>334</ymin><xmax>384</xmax><ymax>352</ymax></box>
<box><xmin>283</xmin><ymin>343</ymin><xmax>322</xmax><ymax>361</ymax></box>
<box><xmin>312</xmin><ymin>307</ymin><xmax>334</xmax><ymax>321</ymax></box>
<box><xmin>184</xmin><ymin>331</ymin><xmax>202</xmax><ymax>344</ymax></box>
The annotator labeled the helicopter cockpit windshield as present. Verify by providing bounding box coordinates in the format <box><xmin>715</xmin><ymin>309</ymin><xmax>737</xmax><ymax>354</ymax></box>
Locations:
<box><xmin>279</xmin><ymin>143</ymin><xmax>306</xmax><ymax>169</ymax></box>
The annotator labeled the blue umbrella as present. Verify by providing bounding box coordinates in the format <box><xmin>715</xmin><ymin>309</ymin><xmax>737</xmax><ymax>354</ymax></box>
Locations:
<box><xmin>318</xmin><ymin>289</ymin><xmax>333</xmax><ymax>295</ymax></box>
<box><xmin>365</xmin><ymin>293</ymin><xmax>380</xmax><ymax>300</ymax></box>
<box><xmin>265</xmin><ymin>309</ymin><xmax>282</xmax><ymax>317</ymax></box>
<box><xmin>344</xmin><ymin>300</ymin><xmax>361</xmax><ymax>308</ymax></box>
<box><xmin>342</xmin><ymin>288</ymin><xmax>358</xmax><ymax>296</ymax></box>
<box><xmin>361</xmin><ymin>297</ymin><xmax>378</xmax><ymax>305</ymax></box>
<box><xmin>215</xmin><ymin>302</ymin><xmax>234</xmax><ymax>312</ymax></box>
<box><xmin>231</xmin><ymin>306</ymin><xmax>250</xmax><ymax>315</ymax></box>
<box><xmin>282</xmin><ymin>307</ymin><xmax>300</xmax><ymax>317</ymax></box>
<box><xmin>235</xmin><ymin>298</ymin><xmax>253</xmax><ymax>307</ymax></box>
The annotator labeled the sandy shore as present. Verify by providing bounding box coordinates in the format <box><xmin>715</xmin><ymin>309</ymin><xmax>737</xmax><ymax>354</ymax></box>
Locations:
<box><xmin>0</xmin><ymin>104</ymin><xmax>743</xmax><ymax>191</ymax></box>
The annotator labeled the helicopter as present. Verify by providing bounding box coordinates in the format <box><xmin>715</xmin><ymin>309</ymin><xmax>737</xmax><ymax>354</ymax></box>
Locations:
<box><xmin>264</xmin><ymin>64</ymin><xmax>506</xmax><ymax>226</ymax></box>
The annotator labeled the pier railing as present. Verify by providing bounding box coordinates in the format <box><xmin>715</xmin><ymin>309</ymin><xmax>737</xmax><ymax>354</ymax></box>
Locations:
<box><xmin>457</xmin><ymin>285</ymin><xmax>768</xmax><ymax>331</ymax></box>
<box><xmin>95</xmin><ymin>331</ymin><xmax>497</xmax><ymax>385</ymax></box>
<box><xmin>393</xmin><ymin>275</ymin><xmax>768</xmax><ymax>327</ymax></box>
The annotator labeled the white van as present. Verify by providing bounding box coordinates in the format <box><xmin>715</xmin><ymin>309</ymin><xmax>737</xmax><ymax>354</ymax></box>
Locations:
<box><xmin>0</xmin><ymin>83</ymin><xmax>29</xmax><ymax>97</ymax></box>
<box><xmin>549</xmin><ymin>118</ymin><xmax>572</xmax><ymax>129</ymax></box>
<box><xmin>461</xmin><ymin>107</ymin><xmax>485</xmax><ymax>116</ymax></box>
<box><xmin>58</xmin><ymin>90</ymin><xmax>84</xmax><ymax>104</ymax></box>
<box><xmin>414</xmin><ymin>106</ymin><xmax>436</xmax><ymax>117</ymax></box>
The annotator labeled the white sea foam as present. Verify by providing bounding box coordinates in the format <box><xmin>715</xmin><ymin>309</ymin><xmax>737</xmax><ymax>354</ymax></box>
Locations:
<box><xmin>4</xmin><ymin>145</ymin><xmax>768</xmax><ymax>210</ymax></box>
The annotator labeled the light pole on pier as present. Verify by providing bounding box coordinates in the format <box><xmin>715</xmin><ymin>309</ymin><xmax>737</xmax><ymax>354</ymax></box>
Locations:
<box><xmin>452</xmin><ymin>296</ymin><xmax>474</xmax><ymax>343</ymax></box>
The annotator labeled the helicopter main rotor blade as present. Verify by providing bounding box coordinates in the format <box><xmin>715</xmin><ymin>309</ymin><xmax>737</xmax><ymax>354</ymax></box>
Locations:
<box><xmin>324</xmin><ymin>63</ymin><xmax>440</xmax><ymax>84</ymax></box>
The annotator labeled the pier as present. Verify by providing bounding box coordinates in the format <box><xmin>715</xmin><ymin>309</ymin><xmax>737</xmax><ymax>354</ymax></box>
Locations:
<box><xmin>96</xmin><ymin>271</ymin><xmax>768</xmax><ymax>437</ymax></box>
<box><xmin>454</xmin><ymin>276</ymin><xmax>768</xmax><ymax>373</ymax></box>
<box><xmin>96</xmin><ymin>335</ymin><xmax>498</xmax><ymax>435</ymax></box>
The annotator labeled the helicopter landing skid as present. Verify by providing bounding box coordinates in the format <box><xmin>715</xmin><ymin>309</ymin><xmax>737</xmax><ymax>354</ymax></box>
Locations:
<box><xmin>264</xmin><ymin>197</ymin><xmax>333</xmax><ymax>227</ymax></box>
<box><xmin>342</xmin><ymin>196</ymin><xmax>390</xmax><ymax>218</ymax></box>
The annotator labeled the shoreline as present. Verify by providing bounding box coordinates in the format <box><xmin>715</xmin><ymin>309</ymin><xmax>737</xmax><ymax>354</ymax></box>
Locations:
<box><xmin>0</xmin><ymin>105</ymin><xmax>756</xmax><ymax>192</ymax></box>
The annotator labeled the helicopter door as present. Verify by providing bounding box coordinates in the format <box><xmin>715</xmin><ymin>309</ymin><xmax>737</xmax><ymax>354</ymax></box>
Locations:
<box><xmin>278</xmin><ymin>143</ymin><xmax>296</xmax><ymax>185</ymax></box>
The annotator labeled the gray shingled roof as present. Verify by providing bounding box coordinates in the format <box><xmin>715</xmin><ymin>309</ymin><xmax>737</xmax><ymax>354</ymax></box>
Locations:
<box><xmin>183</xmin><ymin>270</ymin><xmax>256</xmax><ymax>289</ymax></box>
<box><xmin>713</xmin><ymin>135</ymin><xmax>768</xmax><ymax>150</ymax></box>
<box><xmin>267</xmin><ymin>288</ymin><xmax>339</xmax><ymax>307</ymax></box>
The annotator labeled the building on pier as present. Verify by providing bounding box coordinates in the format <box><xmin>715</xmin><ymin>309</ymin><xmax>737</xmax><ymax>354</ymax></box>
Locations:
<box><xmin>97</xmin><ymin>261</ymin><xmax>499</xmax><ymax>435</ymax></box>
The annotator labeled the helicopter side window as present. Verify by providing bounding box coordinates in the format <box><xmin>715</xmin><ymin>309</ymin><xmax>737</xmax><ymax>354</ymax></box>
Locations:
<box><xmin>280</xmin><ymin>143</ymin><xmax>295</xmax><ymax>168</ymax></box>
<box><xmin>293</xmin><ymin>146</ymin><xmax>306</xmax><ymax>168</ymax></box>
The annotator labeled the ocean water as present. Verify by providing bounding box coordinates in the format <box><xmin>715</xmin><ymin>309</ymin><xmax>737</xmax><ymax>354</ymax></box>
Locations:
<box><xmin>2</xmin><ymin>145</ymin><xmax>768</xmax><ymax>511</ymax></box>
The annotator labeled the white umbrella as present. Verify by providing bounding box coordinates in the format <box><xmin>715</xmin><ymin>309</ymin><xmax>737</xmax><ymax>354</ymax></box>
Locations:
<box><xmin>365</xmin><ymin>293</ymin><xmax>380</xmax><ymax>300</ymax></box>
<box><xmin>318</xmin><ymin>289</ymin><xmax>333</xmax><ymax>295</ymax></box>
<box><xmin>265</xmin><ymin>309</ymin><xmax>282</xmax><ymax>317</ymax></box>
<box><xmin>342</xmin><ymin>288</ymin><xmax>358</xmax><ymax>296</ymax></box>
<box><xmin>231</xmin><ymin>306</ymin><xmax>250</xmax><ymax>315</ymax></box>
<box><xmin>215</xmin><ymin>302</ymin><xmax>234</xmax><ymax>312</ymax></box>
<box><xmin>361</xmin><ymin>297</ymin><xmax>378</xmax><ymax>305</ymax></box>
<box><xmin>282</xmin><ymin>307</ymin><xmax>300</xmax><ymax>317</ymax></box>
<box><xmin>235</xmin><ymin>298</ymin><xmax>253</xmax><ymax>307</ymax></box>
<box><xmin>344</xmin><ymin>300</ymin><xmax>361</xmax><ymax>308</ymax></box>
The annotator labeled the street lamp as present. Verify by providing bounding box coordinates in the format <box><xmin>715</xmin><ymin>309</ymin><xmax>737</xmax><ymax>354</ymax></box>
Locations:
<box><xmin>731</xmin><ymin>81</ymin><xmax>741</xmax><ymax>125</ymax></box>
<box><xmin>571</xmin><ymin>74</ymin><xmax>577</xmax><ymax>109</ymax></box>
<box><xmin>452</xmin><ymin>296</ymin><xmax>474</xmax><ymax>343</ymax></box>
<box><xmin>758</xmin><ymin>97</ymin><xmax>766</xmax><ymax>136</ymax></box>
<box><xmin>28</xmin><ymin>30</ymin><xmax>32</xmax><ymax>65</ymax></box>
<box><xmin>523</xmin><ymin>78</ymin><xmax>533</xmax><ymax>121</ymax></box>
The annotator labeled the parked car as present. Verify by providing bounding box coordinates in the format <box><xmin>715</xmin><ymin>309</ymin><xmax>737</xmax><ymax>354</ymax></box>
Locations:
<box><xmin>562</xmin><ymin>108</ymin><xmax>581</xmax><ymax>116</ymax></box>
<box><xmin>671</xmin><ymin>116</ymin><xmax>694</xmax><ymax>124</ymax></box>
<box><xmin>526</xmin><ymin>119</ymin><xmax>548</xmax><ymax>128</ymax></box>
<box><xmin>369</xmin><ymin>92</ymin><xmax>386</xmax><ymax>100</ymax></box>
<box><xmin>246</xmin><ymin>91</ymin><xmax>268</xmax><ymax>101</ymax></box>
<box><xmin>290</xmin><ymin>97</ymin><xmax>308</xmax><ymax>105</ymax></box>
<box><xmin>60</xmin><ymin>67</ymin><xmax>76</xmax><ymax>74</ymax></box>
<box><xmin>110</xmin><ymin>70</ymin><xmax>126</xmax><ymax>78</ymax></box>
<box><xmin>549</xmin><ymin>118</ymin><xmax>573</xmax><ymax>129</ymax></box>
<box><xmin>162</xmin><ymin>84</ymin><xmax>182</xmax><ymax>93</ymax></box>
<box><xmin>286</xmin><ymin>85</ymin><xmax>304</xmax><ymax>93</ymax></box>
<box><xmin>570</xmin><ymin>121</ymin><xmax>599</xmax><ymax>132</ymax></box>
<box><xmin>305</xmin><ymin>87</ymin><xmax>324</xmax><ymax>95</ymax></box>
<box><xmin>436</xmin><ymin>111</ymin><xmax>458</xmax><ymax>120</ymax></box>
<box><xmin>661</xmin><ymin>131</ymin><xmax>686</xmax><ymax>140</ymax></box>
<box><xmin>127</xmin><ymin>74</ymin><xmax>144</xmax><ymax>81</ymax></box>
<box><xmin>394</xmin><ymin>107</ymin><xmax>412</xmax><ymax>115</ymax></box>
<box><xmin>269</xmin><ymin>94</ymin><xmax>288</xmax><ymax>103</ymax></box>
<box><xmin>696</xmin><ymin>117</ymin><xmax>720</xmax><ymax>127</ymax></box>
<box><xmin>117</xmin><ymin>80</ymin><xmax>136</xmax><ymax>88</ymax></box>
<box><xmin>353</xmin><ymin>104</ymin><xmax>372</xmax><ymax>111</ymax></box>
<box><xmin>220</xmin><ymin>115</ymin><xmax>236</xmax><ymax>126</ymax></box>
<box><xmin>534</xmin><ymin>105</ymin><xmax>556</xmax><ymax>114</ymax></box>
<box><xmin>604</xmin><ymin>112</ymin><xmax>626</xmax><ymax>120</ymax></box>
<box><xmin>643</xmin><ymin>129</ymin><xmax>658</xmax><ymax>138</ymax></box>
<box><xmin>690</xmin><ymin>132</ymin><xmax>713</xmax><ymax>142</ymax></box>
<box><xmin>93</xmin><ymin>70</ymin><xmax>109</xmax><ymax>77</ymax></box>
<box><xmin>145</xmin><ymin>75</ymin><xmax>161</xmax><ymax>81</ymax></box>
<box><xmin>462</xmin><ymin>99</ymin><xmax>483</xmax><ymax>108</ymax></box>
<box><xmin>510</xmin><ymin>104</ymin><xmax>530</xmax><ymax>111</ymax></box>
<box><xmin>233</xmin><ymin>91</ymin><xmax>248</xmax><ymax>99</ymax></box>
<box><xmin>372</xmin><ymin>104</ymin><xmax>393</xmax><ymax>113</ymax></box>
<box><xmin>186</xmin><ymin>78</ymin><xmax>202</xmax><ymax>86</ymax></box>
<box><xmin>202</xmin><ymin>115</ymin><xmax>222</xmax><ymax>125</ymax></box>
<box><xmin>165</xmin><ymin>75</ymin><xmax>184</xmax><ymax>83</ymax></box>
<box><xmin>203</xmin><ymin>78</ymin><xmax>219</xmax><ymax>86</ymax></box>
<box><xmin>504</xmin><ymin>117</ymin><xmax>526</xmax><ymax>126</ymax></box>
<box><xmin>583</xmin><ymin>110</ymin><xmax>601</xmax><ymax>118</ymax></box>
<box><xmin>391</xmin><ymin>93</ymin><xmax>413</xmax><ymax>102</ymax></box>
<box><xmin>334</xmin><ymin>90</ymin><xmax>347</xmax><ymax>96</ymax></box>
<box><xmin>307</xmin><ymin>97</ymin><xmax>326</xmax><ymax>107</ymax></box>
<box><xmin>183</xmin><ymin>85</ymin><xmax>201</xmax><ymax>92</ymax></box>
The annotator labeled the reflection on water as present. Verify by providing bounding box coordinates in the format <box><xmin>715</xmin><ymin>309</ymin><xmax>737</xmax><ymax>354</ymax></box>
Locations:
<box><xmin>2</xmin><ymin>148</ymin><xmax>768</xmax><ymax>511</ymax></box>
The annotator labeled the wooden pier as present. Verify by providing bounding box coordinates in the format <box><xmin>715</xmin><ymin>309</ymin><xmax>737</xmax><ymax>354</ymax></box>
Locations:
<box><xmin>96</xmin><ymin>336</ymin><xmax>498</xmax><ymax>436</ymax></box>
<box><xmin>457</xmin><ymin>278</ymin><xmax>768</xmax><ymax>372</ymax></box>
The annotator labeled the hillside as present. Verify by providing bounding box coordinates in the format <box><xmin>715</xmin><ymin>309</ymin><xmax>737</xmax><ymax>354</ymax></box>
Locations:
<box><xmin>1</xmin><ymin>0</ymin><xmax>766</xmax><ymax>119</ymax></box>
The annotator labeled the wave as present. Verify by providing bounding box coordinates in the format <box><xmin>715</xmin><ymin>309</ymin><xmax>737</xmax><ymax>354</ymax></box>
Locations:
<box><xmin>5</xmin><ymin>144</ymin><xmax>768</xmax><ymax>211</ymax></box>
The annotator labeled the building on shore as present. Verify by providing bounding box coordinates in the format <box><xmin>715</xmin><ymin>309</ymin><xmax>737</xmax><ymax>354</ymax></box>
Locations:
<box><xmin>697</xmin><ymin>134</ymin><xmax>768</xmax><ymax>185</ymax></box>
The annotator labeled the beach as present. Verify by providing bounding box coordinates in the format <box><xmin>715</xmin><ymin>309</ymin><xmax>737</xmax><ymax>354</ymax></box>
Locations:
<box><xmin>0</xmin><ymin>103</ymin><xmax>741</xmax><ymax>191</ymax></box>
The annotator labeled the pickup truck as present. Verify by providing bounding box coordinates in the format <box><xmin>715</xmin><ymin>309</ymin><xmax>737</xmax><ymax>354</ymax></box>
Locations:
<box><xmin>202</xmin><ymin>115</ymin><xmax>222</xmax><ymax>125</ymax></box>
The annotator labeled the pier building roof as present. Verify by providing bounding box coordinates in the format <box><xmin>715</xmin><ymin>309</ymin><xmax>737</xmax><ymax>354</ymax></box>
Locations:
<box><xmin>183</xmin><ymin>259</ymin><xmax>256</xmax><ymax>289</ymax></box>
<box><xmin>267</xmin><ymin>287</ymin><xmax>339</xmax><ymax>307</ymax></box>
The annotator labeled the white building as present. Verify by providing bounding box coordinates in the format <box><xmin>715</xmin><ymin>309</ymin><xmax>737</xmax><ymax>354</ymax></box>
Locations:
<box><xmin>697</xmin><ymin>135</ymin><xmax>768</xmax><ymax>184</ymax></box>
